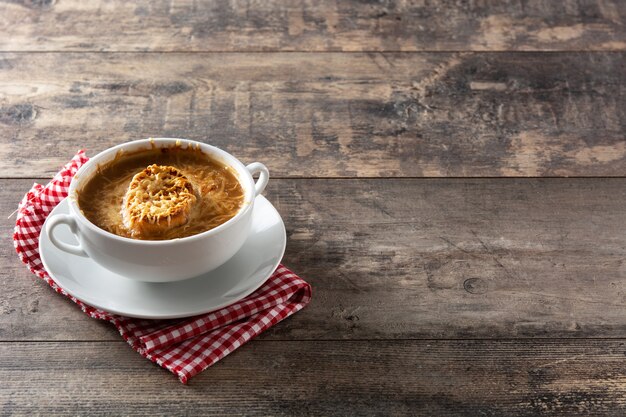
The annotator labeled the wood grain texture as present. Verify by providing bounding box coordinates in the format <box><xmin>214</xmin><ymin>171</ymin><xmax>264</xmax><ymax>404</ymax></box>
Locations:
<box><xmin>3</xmin><ymin>0</ymin><xmax>624</xmax><ymax>414</ymax></box>
<box><xmin>3</xmin><ymin>178</ymin><xmax>626</xmax><ymax>340</ymax></box>
<box><xmin>2</xmin><ymin>340</ymin><xmax>626</xmax><ymax>415</ymax></box>
<box><xmin>1</xmin><ymin>52</ymin><xmax>625</xmax><ymax>178</ymax></box>
<box><xmin>1</xmin><ymin>0</ymin><xmax>625</xmax><ymax>52</ymax></box>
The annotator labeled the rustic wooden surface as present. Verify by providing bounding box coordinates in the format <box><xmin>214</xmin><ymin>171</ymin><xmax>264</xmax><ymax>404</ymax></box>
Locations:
<box><xmin>1</xmin><ymin>0</ymin><xmax>625</xmax><ymax>52</ymax></box>
<box><xmin>1</xmin><ymin>52</ymin><xmax>625</xmax><ymax>178</ymax></box>
<box><xmin>2</xmin><ymin>0</ymin><xmax>626</xmax><ymax>416</ymax></box>
<box><xmin>3</xmin><ymin>340</ymin><xmax>626</xmax><ymax>416</ymax></box>
<box><xmin>4</xmin><ymin>178</ymin><xmax>626</xmax><ymax>341</ymax></box>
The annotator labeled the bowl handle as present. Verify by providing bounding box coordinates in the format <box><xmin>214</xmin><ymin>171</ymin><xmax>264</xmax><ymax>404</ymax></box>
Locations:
<box><xmin>45</xmin><ymin>214</ymin><xmax>88</xmax><ymax>257</ymax></box>
<box><xmin>246</xmin><ymin>162</ymin><xmax>270</xmax><ymax>197</ymax></box>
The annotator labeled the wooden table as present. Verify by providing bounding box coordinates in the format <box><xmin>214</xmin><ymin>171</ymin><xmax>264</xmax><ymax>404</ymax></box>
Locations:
<box><xmin>1</xmin><ymin>1</ymin><xmax>626</xmax><ymax>415</ymax></box>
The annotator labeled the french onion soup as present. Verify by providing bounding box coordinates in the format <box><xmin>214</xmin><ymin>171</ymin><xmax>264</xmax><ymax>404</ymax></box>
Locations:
<box><xmin>78</xmin><ymin>145</ymin><xmax>245</xmax><ymax>240</ymax></box>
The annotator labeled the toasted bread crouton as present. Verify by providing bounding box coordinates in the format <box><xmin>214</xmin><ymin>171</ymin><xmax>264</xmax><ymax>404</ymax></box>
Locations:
<box><xmin>122</xmin><ymin>164</ymin><xmax>196</xmax><ymax>238</ymax></box>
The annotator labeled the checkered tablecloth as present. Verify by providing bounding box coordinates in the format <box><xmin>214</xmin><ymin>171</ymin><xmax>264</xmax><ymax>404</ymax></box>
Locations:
<box><xmin>13</xmin><ymin>151</ymin><xmax>312</xmax><ymax>383</ymax></box>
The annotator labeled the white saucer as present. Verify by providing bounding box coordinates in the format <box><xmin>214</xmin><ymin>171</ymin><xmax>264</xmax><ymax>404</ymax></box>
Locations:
<box><xmin>39</xmin><ymin>196</ymin><xmax>286</xmax><ymax>319</ymax></box>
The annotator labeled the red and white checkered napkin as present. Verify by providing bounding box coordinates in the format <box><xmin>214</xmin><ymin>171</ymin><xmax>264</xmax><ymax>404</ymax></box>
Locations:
<box><xmin>13</xmin><ymin>151</ymin><xmax>312</xmax><ymax>383</ymax></box>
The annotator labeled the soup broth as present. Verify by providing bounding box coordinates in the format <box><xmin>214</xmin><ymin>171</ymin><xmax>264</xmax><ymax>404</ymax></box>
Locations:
<box><xmin>78</xmin><ymin>146</ymin><xmax>245</xmax><ymax>240</ymax></box>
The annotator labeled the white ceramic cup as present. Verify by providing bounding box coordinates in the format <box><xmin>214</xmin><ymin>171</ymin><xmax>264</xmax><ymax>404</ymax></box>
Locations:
<box><xmin>45</xmin><ymin>138</ymin><xmax>270</xmax><ymax>282</ymax></box>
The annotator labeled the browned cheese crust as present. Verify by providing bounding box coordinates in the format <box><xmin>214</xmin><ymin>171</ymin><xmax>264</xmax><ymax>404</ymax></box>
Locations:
<box><xmin>122</xmin><ymin>164</ymin><xmax>197</xmax><ymax>238</ymax></box>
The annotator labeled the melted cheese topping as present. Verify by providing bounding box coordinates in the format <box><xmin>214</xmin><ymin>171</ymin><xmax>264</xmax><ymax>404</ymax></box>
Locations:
<box><xmin>122</xmin><ymin>165</ymin><xmax>197</xmax><ymax>237</ymax></box>
<box><xmin>78</xmin><ymin>146</ymin><xmax>245</xmax><ymax>240</ymax></box>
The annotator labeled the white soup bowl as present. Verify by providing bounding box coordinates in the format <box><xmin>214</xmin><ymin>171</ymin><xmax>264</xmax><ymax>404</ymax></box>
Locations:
<box><xmin>44</xmin><ymin>138</ymin><xmax>269</xmax><ymax>282</ymax></box>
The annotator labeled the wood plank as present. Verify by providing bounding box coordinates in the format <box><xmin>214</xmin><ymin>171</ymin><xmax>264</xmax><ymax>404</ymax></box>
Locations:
<box><xmin>2</xmin><ymin>340</ymin><xmax>626</xmax><ymax>415</ymax></box>
<box><xmin>1</xmin><ymin>52</ymin><xmax>625</xmax><ymax>178</ymax></box>
<box><xmin>1</xmin><ymin>0</ymin><xmax>625</xmax><ymax>52</ymax></box>
<box><xmin>3</xmin><ymin>178</ymin><xmax>626</xmax><ymax>340</ymax></box>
